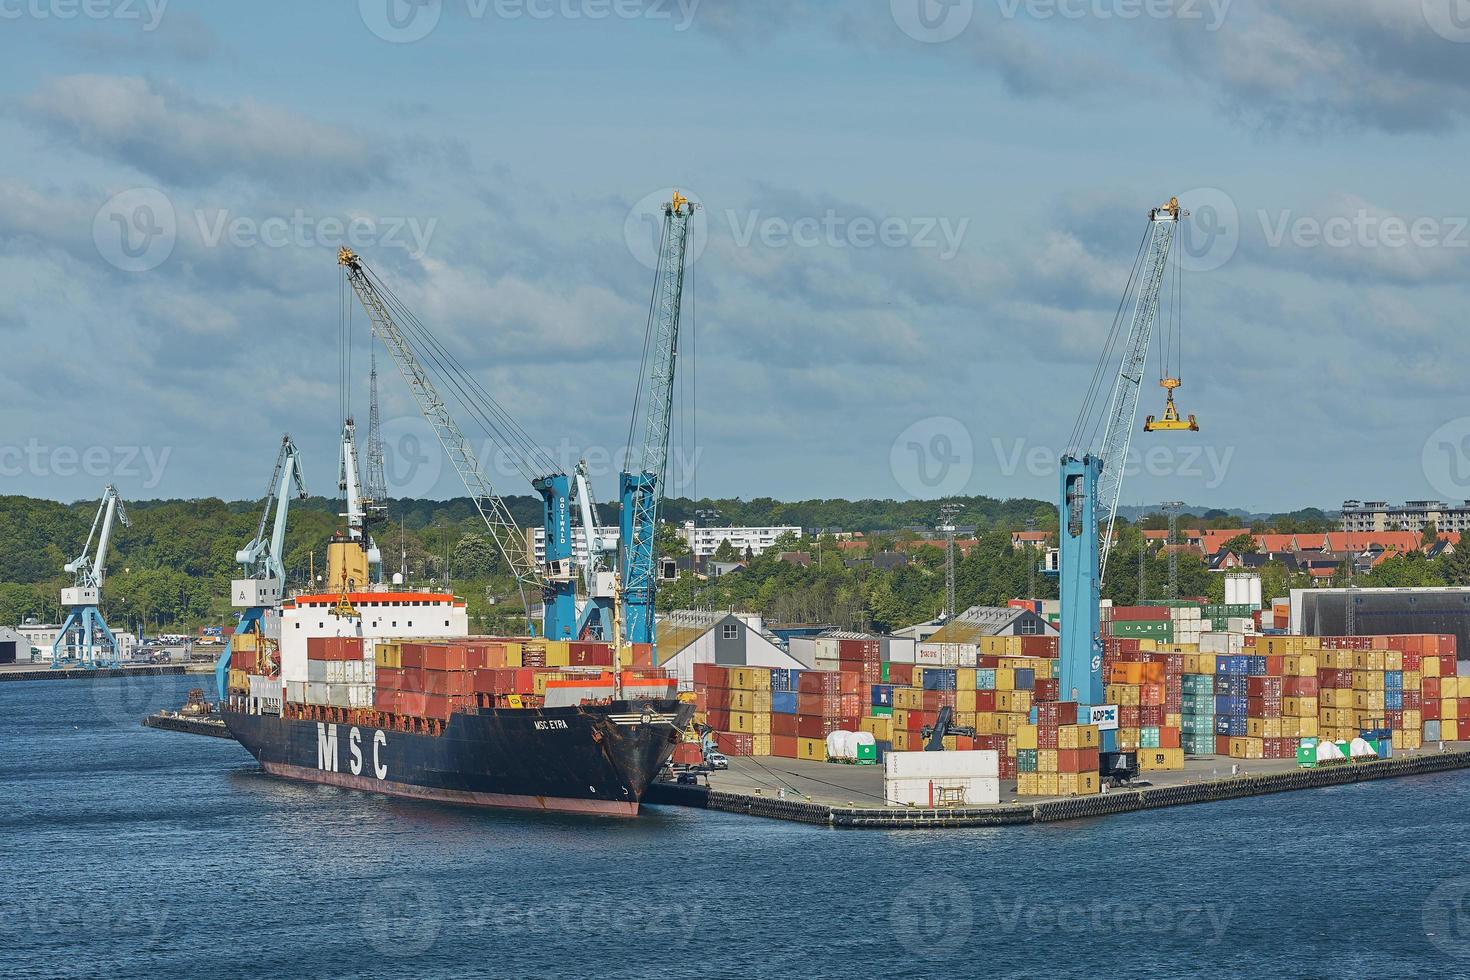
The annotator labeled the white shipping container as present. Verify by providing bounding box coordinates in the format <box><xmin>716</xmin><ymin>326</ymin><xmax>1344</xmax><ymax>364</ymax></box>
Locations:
<box><xmin>1225</xmin><ymin>617</ymin><xmax>1256</xmax><ymax>635</ymax></box>
<box><xmin>885</xmin><ymin>749</ymin><xmax>999</xmax><ymax>780</ymax></box>
<box><xmin>306</xmin><ymin>660</ymin><xmax>330</xmax><ymax>683</ymax></box>
<box><xmin>884</xmin><ymin>775</ymin><xmax>1001</xmax><ymax>807</ymax></box>
<box><xmin>1201</xmin><ymin>632</ymin><xmax>1244</xmax><ymax>654</ymax></box>
<box><xmin>914</xmin><ymin>646</ymin><xmax>944</xmax><ymax>666</ymax></box>
<box><xmin>286</xmin><ymin>680</ymin><xmax>307</xmax><ymax>703</ymax></box>
<box><xmin>248</xmin><ymin>675</ymin><xmax>283</xmax><ymax>701</ymax></box>
<box><xmin>886</xmin><ymin>641</ymin><xmax>916</xmax><ymax>664</ymax></box>
<box><xmin>306</xmin><ymin>681</ymin><xmax>331</xmax><ymax>705</ymax></box>
<box><xmin>326</xmin><ymin>661</ymin><xmax>347</xmax><ymax>683</ymax></box>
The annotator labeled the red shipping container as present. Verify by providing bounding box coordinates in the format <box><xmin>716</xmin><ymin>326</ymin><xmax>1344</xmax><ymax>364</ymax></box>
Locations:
<box><xmin>376</xmin><ymin>668</ymin><xmax>404</xmax><ymax>690</ymax></box>
<box><xmin>398</xmin><ymin>668</ymin><xmax>427</xmax><ymax>693</ymax></box>
<box><xmin>797</xmin><ymin>715</ymin><xmax>847</xmax><ymax>739</ymax></box>
<box><xmin>1246</xmin><ymin>697</ymin><xmax>1282</xmax><ymax>719</ymax></box>
<box><xmin>1216</xmin><ymin>735</ymin><xmax>1234</xmax><ymax>756</ymax></box>
<box><xmin>400</xmin><ymin>643</ymin><xmax>426</xmax><ymax>669</ymax></box>
<box><xmin>672</xmin><ymin>743</ymin><xmax>703</xmax><ymax>766</ymax></box>
<box><xmin>1034</xmin><ymin>679</ymin><xmax>1060</xmax><ymax>702</ymax></box>
<box><xmin>1058</xmin><ymin>747</ymin><xmax>1098</xmax><ymax>773</ymax></box>
<box><xmin>1111</xmin><ymin>606</ymin><xmax>1171</xmax><ymax>621</ymax></box>
<box><xmin>714</xmin><ymin>732</ymin><xmax>753</xmax><ymax>756</ymax></box>
<box><xmin>1159</xmin><ymin>727</ymin><xmax>1181</xmax><ymax>749</ymax></box>
<box><xmin>425</xmin><ymin>669</ymin><xmax>472</xmax><ymax>697</ymax></box>
<box><xmin>922</xmin><ymin>690</ymin><xmax>956</xmax><ymax>712</ymax></box>
<box><xmin>373</xmin><ymin>689</ymin><xmax>399</xmax><ymax>713</ymax></box>
<box><xmin>978</xmin><ymin>656</ymin><xmax>1001</xmax><ymax>668</ymax></box>
<box><xmin>770</xmin><ymin>713</ymin><xmax>799</xmax><ymax>738</ymax></box>
<box><xmin>569</xmin><ymin>642</ymin><xmax>614</xmax><ymax>667</ymax></box>
<box><xmin>770</xmin><ymin>735</ymin><xmax>798</xmax><ymax>758</ymax></box>
<box><xmin>974</xmin><ymin>691</ymin><xmax>997</xmax><ymax>712</ymax></box>
<box><xmin>1138</xmin><ymin>705</ymin><xmax>1165</xmax><ymax>726</ymax></box>
<box><xmin>1283</xmin><ymin>676</ymin><xmax>1319</xmax><ymax>697</ymax></box>
<box><xmin>1036</xmin><ymin>725</ymin><xmax>1059</xmax><ymax>750</ymax></box>
<box><xmin>906</xmin><ymin>711</ymin><xmax>936</xmax><ymax>733</ymax></box>
<box><xmin>706</xmin><ymin>709</ymin><xmax>731</xmax><ymax>731</ymax></box>
<box><xmin>1019</xmin><ymin>636</ymin><xmax>1058</xmax><ymax>658</ymax></box>
<box><xmin>888</xmin><ymin>664</ymin><xmax>915</xmax><ymax>686</ymax></box>
<box><xmin>307</xmin><ymin>637</ymin><xmax>329</xmax><ymax>661</ymax></box>
<box><xmin>1247</xmin><ymin>677</ymin><xmax>1283</xmax><ymax>698</ymax></box>
<box><xmin>1035</xmin><ymin>701</ymin><xmax>1079</xmax><ymax>726</ymax></box>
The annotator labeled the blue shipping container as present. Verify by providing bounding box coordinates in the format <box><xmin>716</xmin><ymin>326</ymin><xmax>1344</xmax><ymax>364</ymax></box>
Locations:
<box><xmin>871</xmin><ymin>684</ymin><xmax>894</xmax><ymax>707</ymax></box>
<box><xmin>1247</xmin><ymin>656</ymin><xmax>1267</xmax><ymax>675</ymax></box>
<box><xmin>769</xmin><ymin>668</ymin><xmax>802</xmax><ymax>693</ymax></box>
<box><xmin>976</xmin><ymin>669</ymin><xmax>997</xmax><ymax>690</ymax></box>
<box><xmin>1214</xmin><ymin>676</ymin><xmax>1249</xmax><ymax>697</ymax></box>
<box><xmin>1215</xmin><ymin>715</ymin><xmax>1248</xmax><ymax>736</ymax></box>
<box><xmin>923</xmin><ymin>668</ymin><xmax>958</xmax><ymax>691</ymax></box>
<box><xmin>1215</xmin><ymin>695</ymin><xmax>1249</xmax><ymax>716</ymax></box>
<box><xmin>1014</xmin><ymin>668</ymin><xmax>1035</xmax><ymax>690</ymax></box>
<box><xmin>771</xmin><ymin>691</ymin><xmax>798</xmax><ymax>715</ymax></box>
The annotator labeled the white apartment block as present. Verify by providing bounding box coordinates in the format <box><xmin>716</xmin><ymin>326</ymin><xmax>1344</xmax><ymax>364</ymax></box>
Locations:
<box><xmin>681</xmin><ymin>522</ymin><xmax>802</xmax><ymax>558</ymax></box>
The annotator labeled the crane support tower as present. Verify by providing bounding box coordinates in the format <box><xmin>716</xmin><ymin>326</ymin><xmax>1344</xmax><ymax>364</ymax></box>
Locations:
<box><xmin>620</xmin><ymin>191</ymin><xmax>696</xmax><ymax>651</ymax></box>
<box><xmin>52</xmin><ymin>485</ymin><xmax>130</xmax><ymax>669</ymax></box>
<box><xmin>1059</xmin><ymin>195</ymin><xmax>1191</xmax><ymax>751</ymax></box>
<box><xmin>218</xmin><ymin>436</ymin><xmax>307</xmax><ymax>700</ymax></box>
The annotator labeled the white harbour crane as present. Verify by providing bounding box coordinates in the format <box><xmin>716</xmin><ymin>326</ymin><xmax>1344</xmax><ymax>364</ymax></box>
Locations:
<box><xmin>52</xmin><ymin>484</ymin><xmax>130</xmax><ymax>669</ymax></box>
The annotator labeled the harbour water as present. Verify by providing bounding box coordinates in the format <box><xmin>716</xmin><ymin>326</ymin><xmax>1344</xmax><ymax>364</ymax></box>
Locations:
<box><xmin>4</xmin><ymin>675</ymin><xmax>1469</xmax><ymax>978</ymax></box>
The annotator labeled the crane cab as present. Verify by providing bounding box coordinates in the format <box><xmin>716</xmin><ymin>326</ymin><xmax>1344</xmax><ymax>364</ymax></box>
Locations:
<box><xmin>1143</xmin><ymin>378</ymin><xmax>1198</xmax><ymax>432</ymax></box>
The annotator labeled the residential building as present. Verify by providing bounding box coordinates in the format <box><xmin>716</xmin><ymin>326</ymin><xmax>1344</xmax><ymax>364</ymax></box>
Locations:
<box><xmin>681</xmin><ymin>521</ymin><xmax>801</xmax><ymax>559</ymax></box>
<box><xmin>1342</xmin><ymin>499</ymin><xmax>1470</xmax><ymax>534</ymax></box>
<box><xmin>527</xmin><ymin>525</ymin><xmax>619</xmax><ymax>567</ymax></box>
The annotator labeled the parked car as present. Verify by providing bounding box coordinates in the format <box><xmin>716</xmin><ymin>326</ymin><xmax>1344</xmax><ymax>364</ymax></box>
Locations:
<box><xmin>705</xmin><ymin>752</ymin><xmax>729</xmax><ymax>770</ymax></box>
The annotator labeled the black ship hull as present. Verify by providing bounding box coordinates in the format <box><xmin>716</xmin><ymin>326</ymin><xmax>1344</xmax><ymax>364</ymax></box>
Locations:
<box><xmin>223</xmin><ymin>699</ymin><xmax>692</xmax><ymax>817</ymax></box>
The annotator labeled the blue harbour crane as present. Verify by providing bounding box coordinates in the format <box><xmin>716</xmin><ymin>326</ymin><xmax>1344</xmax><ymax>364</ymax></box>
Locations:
<box><xmin>217</xmin><ymin>435</ymin><xmax>307</xmax><ymax>700</ymax></box>
<box><xmin>338</xmin><ymin>247</ymin><xmax>577</xmax><ymax>638</ymax></box>
<box><xmin>1058</xmin><ymin>196</ymin><xmax>1191</xmax><ymax>745</ymax></box>
<box><xmin>52</xmin><ymin>484</ymin><xmax>130</xmax><ymax>669</ymax></box>
<box><xmin>619</xmin><ymin>191</ymin><xmax>696</xmax><ymax>651</ymax></box>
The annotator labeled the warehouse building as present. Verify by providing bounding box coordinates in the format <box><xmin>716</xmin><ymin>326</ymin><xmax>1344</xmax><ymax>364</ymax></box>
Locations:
<box><xmin>1290</xmin><ymin>587</ymin><xmax>1470</xmax><ymax>661</ymax></box>
<box><xmin>653</xmin><ymin>610</ymin><xmax>806</xmax><ymax>686</ymax></box>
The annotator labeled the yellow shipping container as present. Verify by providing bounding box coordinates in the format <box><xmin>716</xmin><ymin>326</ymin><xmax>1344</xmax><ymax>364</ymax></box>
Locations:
<box><xmin>1057</xmin><ymin>724</ymin><xmax>1100</xmax><ymax>749</ymax></box>
<box><xmin>504</xmin><ymin>644</ymin><xmax>523</xmax><ymax>668</ymax></box>
<box><xmin>729</xmin><ymin>711</ymin><xmax>771</xmax><ymax>736</ymax></box>
<box><xmin>896</xmin><ymin>689</ymin><xmax>924</xmax><ymax>710</ymax></box>
<box><xmin>892</xmin><ymin>708</ymin><xmax>909</xmax><ymax>730</ymax></box>
<box><xmin>1139</xmin><ymin>747</ymin><xmax>1184</xmax><ymax>770</ymax></box>
<box><xmin>1247</xmin><ymin>717</ymin><xmax>1282</xmax><ymax>739</ymax></box>
<box><xmin>941</xmin><ymin>735</ymin><xmax>958</xmax><ymax>751</ymax></box>
<box><xmin>1106</xmin><ymin>683</ymin><xmax>1141</xmax><ymax>706</ymax></box>
<box><xmin>1016</xmin><ymin>724</ymin><xmax>1038</xmax><ymax>750</ymax></box>
<box><xmin>227</xmin><ymin>668</ymin><xmax>249</xmax><ymax>691</ymax></box>
<box><xmin>894</xmin><ymin>730</ymin><xmax>911</xmax><ymax>751</ymax></box>
<box><xmin>996</xmin><ymin>691</ymin><xmax>1017</xmax><ymax>712</ymax></box>
<box><xmin>730</xmin><ymin>690</ymin><xmax>773</xmax><ymax>713</ymax></box>
<box><xmin>1013</xmin><ymin>691</ymin><xmax>1033</xmax><ymax>714</ymax></box>
<box><xmin>1057</xmin><ymin>772</ymin><xmax>1100</xmax><ymax>796</ymax></box>
<box><xmin>1443</xmin><ymin>677</ymin><xmax>1460</xmax><ymax>699</ymax></box>
<box><xmin>956</xmin><ymin>711</ymin><xmax>977</xmax><ymax>730</ymax></box>
<box><xmin>1353</xmin><ymin>690</ymin><xmax>1386</xmax><ymax>711</ymax></box>
<box><xmin>1017</xmin><ymin>773</ymin><xmax>1039</xmax><ymax>795</ymax></box>
<box><xmin>1442</xmin><ymin>720</ymin><xmax>1460</xmax><ymax>741</ymax></box>
<box><xmin>1038</xmin><ymin>749</ymin><xmax>1058</xmax><ymax>773</ymax></box>
<box><xmin>1165</xmin><ymin>712</ymin><xmax>1182</xmax><ymax>730</ymax></box>
<box><xmin>997</xmin><ymin>712</ymin><xmax>1024</xmax><ymax>735</ymax></box>
<box><xmin>1036</xmin><ymin>773</ymin><xmax>1061</xmax><ymax>796</ymax></box>
<box><xmin>543</xmin><ymin>641</ymin><xmax>570</xmax><ymax>668</ymax></box>
<box><xmin>1116</xmin><ymin>728</ymin><xmax>1141</xmax><ymax>750</ymax></box>
<box><xmin>1229</xmin><ymin>737</ymin><xmax>1263</xmax><ymax>760</ymax></box>
<box><xmin>1321</xmin><ymin>688</ymin><xmax>1352</xmax><ymax>709</ymax></box>
<box><xmin>797</xmin><ymin>736</ymin><xmax>826</xmax><ymax>760</ymax></box>
<box><xmin>955</xmin><ymin>690</ymin><xmax>977</xmax><ymax>713</ymax></box>
<box><xmin>1404</xmin><ymin>709</ymin><xmax>1421</xmax><ymax>731</ymax></box>
<box><xmin>1442</xmin><ymin>700</ymin><xmax>1459</xmax><ymax>722</ymax></box>
<box><xmin>1385</xmin><ymin>650</ymin><xmax>1403</xmax><ymax>671</ymax></box>
<box><xmin>746</xmin><ymin>735</ymin><xmax>772</xmax><ymax>756</ymax></box>
<box><xmin>1394</xmin><ymin>729</ymin><xmax>1423</xmax><ymax>751</ymax></box>
<box><xmin>956</xmin><ymin>668</ymin><xmax>977</xmax><ymax>690</ymax></box>
<box><xmin>995</xmin><ymin>668</ymin><xmax>1016</xmax><ymax>691</ymax></box>
<box><xmin>1425</xmin><ymin>656</ymin><xmax>1444</xmax><ymax>678</ymax></box>
<box><xmin>1405</xmin><ymin>670</ymin><xmax>1421</xmax><ymax>692</ymax></box>
<box><xmin>1281</xmin><ymin>716</ymin><xmax>1318</xmax><ymax>738</ymax></box>
<box><xmin>860</xmin><ymin>716</ymin><xmax>892</xmax><ymax>741</ymax></box>
<box><xmin>1282</xmin><ymin>654</ymin><xmax>1317</xmax><ymax>676</ymax></box>
<box><xmin>375</xmin><ymin>643</ymin><xmax>402</xmax><ymax>669</ymax></box>
<box><xmin>1283</xmin><ymin>696</ymin><xmax>1319</xmax><ymax>718</ymax></box>
<box><xmin>233</xmin><ymin>632</ymin><xmax>258</xmax><ymax>653</ymax></box>
<box><xmin>973</xmin><ymin>712</ymin><xmax>995</xmax><ymax>735</ymax></box>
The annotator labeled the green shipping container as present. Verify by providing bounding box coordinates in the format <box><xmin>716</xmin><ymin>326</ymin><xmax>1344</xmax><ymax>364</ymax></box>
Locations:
<box><xmin>1296</xmin><ymin>737</ymin><xmax>1319</xmax><ymax>769</ymax></box>
<box><xmin>1182</xmin><ymin>734</ymin><xmax>1216</xmax><ymax>756</ymax></box>
<box><xmin>880</xmin><ymin>662</ymin><xmax>890</xmax><ymax>683</ymax></box>
<box><xmin>1017</xmin><ymin>749</ymin><xmax>1039</xmax><ymax>773</ymax></box>
<box><xmin>856</xmin><ymin>744</ymin><xmax>877</xmax><ymax>764</ymax></box>
<box><xmin>871</xmin><ymin>706</ymin><xmax>893</xmax><ymax>717</ymax></box>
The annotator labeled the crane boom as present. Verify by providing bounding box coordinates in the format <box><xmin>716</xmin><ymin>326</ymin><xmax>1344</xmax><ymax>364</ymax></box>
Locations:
<box><xmin>54</xmin><ymin>485</ymin><xmax>129</xmax><ymax>669</ymax></box>
<box><xmin>338</xmin><ymin>248</ymin><xmax>539</xmax><ymax>615</ymax></box>
<box><xmin>620</xmin><ymin>192</ymin><xmax>695</xmax><ymax>647</ymax></box>
<box><xmin>1092</xmin><ymin>198</ymin><xmax>1181</xmax><ymax>582</ymax></box>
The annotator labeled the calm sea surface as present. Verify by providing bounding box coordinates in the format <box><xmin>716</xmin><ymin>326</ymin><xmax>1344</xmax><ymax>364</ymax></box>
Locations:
<box><xmin>4</xmin><ymin>674</ymin><xmax>1470</xmax><ymax>979</ymax></box>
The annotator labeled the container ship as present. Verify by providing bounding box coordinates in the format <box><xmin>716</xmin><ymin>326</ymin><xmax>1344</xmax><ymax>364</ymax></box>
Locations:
<box><xmin>219</xmin><ymin>536</ymin><xmax>692</xmax><ymax>817</ymax></box>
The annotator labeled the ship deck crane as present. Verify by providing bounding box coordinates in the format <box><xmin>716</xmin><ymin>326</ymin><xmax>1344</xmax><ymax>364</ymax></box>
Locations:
<box><xmin>52</xmin><ymin>484</ymin><xmax>130</xmax><ymax>669</ymax></box>
<box><xmin>1058</xmin><ymin>195</ymin><xmax>1192</xmax><ymax>750</ymax></box>
<box><xmin>218</xmin><ymin>436</ymin><xmax>307</xmax><ymax>700</ymax></box>
<box><xmin>338</xmin><ymin>248</ymin><xmax>577</xmax><ymax>637</ymax></box>
<box><xmin>620</xmin><ymin>191</ymin><xmax>696</xmax><ymax>653</ymax></box>
<box><xmin>573</xmin><ymin>458</ymin><xmax>617</xmax><ymax>639</ymax></box>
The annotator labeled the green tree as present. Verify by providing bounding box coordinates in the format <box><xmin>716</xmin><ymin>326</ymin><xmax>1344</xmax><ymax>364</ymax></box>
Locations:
<box><xmin>1221</xmin><ymin>533</ymin><xmax>1258</xmax><ymax>555</ymax></box>
<box><xmin>712</xmin><ymin>539</ymin><xmax>740</xmax><ymax>563</ymax></box>
<box><xmin>1443</xmin><ymin>543</ymin><xmax>1470</xmax><ymax>586</ymax></box>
